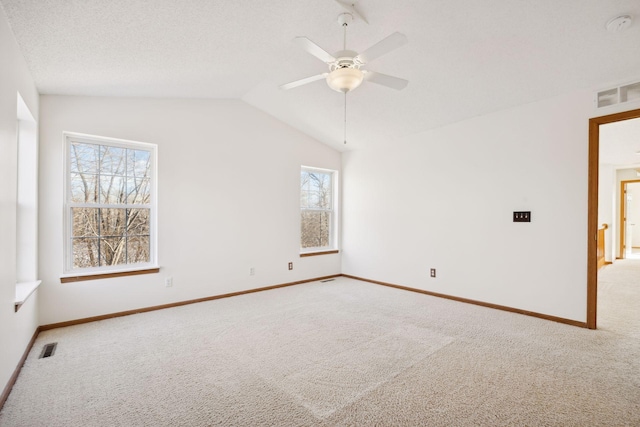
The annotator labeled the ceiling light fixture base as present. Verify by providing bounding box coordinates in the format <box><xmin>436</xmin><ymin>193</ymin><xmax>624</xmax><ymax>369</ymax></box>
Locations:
<box><xmin>337</xmin><ymin>13</ymin><xmax>354</xmax><ymax>27</ymax></box>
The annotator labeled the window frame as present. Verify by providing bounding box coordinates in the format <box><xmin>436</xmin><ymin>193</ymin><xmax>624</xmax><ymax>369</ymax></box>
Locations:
<box><xmin>62</xmin><ymin>132</ymin><xmax>158</xmax><ymax>277</ymax></box>
<box><xmin>300</xmin><ymin>166</ymin><xmax>339</xmax><ymax>255</ymax></box>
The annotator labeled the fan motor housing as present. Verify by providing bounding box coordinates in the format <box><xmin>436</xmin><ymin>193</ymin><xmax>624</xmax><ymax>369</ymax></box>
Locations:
<box><xmin>330</xmin><ymin>50</ymin><xmax>360</xmax><ymax>72</ymax></box>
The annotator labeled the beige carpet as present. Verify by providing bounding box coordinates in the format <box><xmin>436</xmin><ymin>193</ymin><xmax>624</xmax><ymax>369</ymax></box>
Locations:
<box><xmin>1</xmin><ymin>274</ymin><xmax>639</xmax><ymax>426</ymax></box>
<box><xmin>598</xmin><ymin>259</ymin><xmax>640</xmax><ymax>340</ymax></box>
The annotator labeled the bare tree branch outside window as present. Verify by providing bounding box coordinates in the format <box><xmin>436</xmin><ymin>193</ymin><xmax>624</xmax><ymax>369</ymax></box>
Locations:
<box><xmin>69</xmin><ymin>142</ymin><xmax>151</xmax><ymax>269</ymax></box>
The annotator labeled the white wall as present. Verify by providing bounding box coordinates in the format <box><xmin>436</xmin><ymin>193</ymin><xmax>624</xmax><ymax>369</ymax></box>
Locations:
<box><xmin>342</xmin><ymin>89</ymin><xmax>607</xmax><ymax>323</ymax></box>
<box><xmin>39</xmin><ymin>96</ymin><xmax>341</xmax><ymax>325</ymax></box>
<box><xmin>628</xmin><ymin>183</ymin><xmax>640</xmax><ymax>247</ymax></box>
<box><xmin>0</xmin><ymin>6</ymin><xmax>39</xmax><ymax>398</ymax></box>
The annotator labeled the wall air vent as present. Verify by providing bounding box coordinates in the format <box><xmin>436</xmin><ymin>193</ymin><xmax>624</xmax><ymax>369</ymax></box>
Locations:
<box><xmin>596</xmin><ymin>80</ymin><xmax>640</xmax><ymax>108</ymax></box>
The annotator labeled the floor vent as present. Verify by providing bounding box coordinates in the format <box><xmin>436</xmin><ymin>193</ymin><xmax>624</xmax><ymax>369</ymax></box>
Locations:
<box><xmin>321</xmin><ymin>279</ymin><xmax>335</xmax><ymax>283</ymax></box>
<box><xmin>39</xmin><ymin>343</ymin><xmax>57</xmax><ymax>359</ymax></box>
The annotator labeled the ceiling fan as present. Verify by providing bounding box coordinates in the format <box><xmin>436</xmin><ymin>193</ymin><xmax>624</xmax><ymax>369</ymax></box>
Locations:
<box><xmin>279</xmin><ymin>12</ymin><xmax>408</xmax><ymax>93</ymax></box>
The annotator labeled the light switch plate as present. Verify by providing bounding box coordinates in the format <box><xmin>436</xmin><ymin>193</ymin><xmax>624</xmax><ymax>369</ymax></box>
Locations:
<box><xmin>513</xmin><ymin>211</ymin><xmax>531</xmax><ymax>222</ymax></box>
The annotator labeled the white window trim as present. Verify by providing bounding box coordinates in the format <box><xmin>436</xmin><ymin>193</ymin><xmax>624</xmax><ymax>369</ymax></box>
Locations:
<box><xmin>300</xmin><ymin>166</ymin><xmax>339</xmax><ymax>254</ymax></box>
<box><xmin>62</xmin><ymin>132</ymin><xmax>158</xmax><ymax>276</ymax></box>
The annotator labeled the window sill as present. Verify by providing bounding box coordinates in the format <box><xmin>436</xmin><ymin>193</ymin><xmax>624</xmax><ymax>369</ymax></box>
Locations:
<box><xmin>15</xmin><ymin>280</ymin><xmax>42</xmax><ymax>312</ymax></box>
<box><xmin>60</xmin><ymin>267</ymin><xmax>160</xmax><ymax>283</ymax></box>
<box><xmin>300</xmin><ymin>250</ymin><xmax>340</xmax><ymax>258</ymax></box>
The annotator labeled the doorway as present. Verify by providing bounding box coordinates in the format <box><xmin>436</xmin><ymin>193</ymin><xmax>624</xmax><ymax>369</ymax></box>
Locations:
<box><xmin>619</xmin><ymin>180</ymin><xmax>640</xmax><ymax>259</ymax></box>
<box><xmin>588</xmin><ymin>108</ymin><xmax>640</xmax><ymax>329</ymax></box>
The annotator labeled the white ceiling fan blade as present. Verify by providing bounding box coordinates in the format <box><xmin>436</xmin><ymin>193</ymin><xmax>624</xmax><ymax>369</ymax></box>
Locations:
<box><xmin>293</xmin><ymin>37</ymin><xmax>336</xmax><ymax>63</ymax></box>
<box><xmin>363</xmin><ymin>71</ymin><xmax>408</xmax><ymax>90</ymax></box>
<box><xmin>355</xmin><ymin>32</ymin><xmax>408</xmax><ymax>64</ymax></box>
<box><xmin>334</xmin><ymin>0</ymin><xmax>369</xmax><ymax>24</ymax></box>
<box><xmin>279</xmin><ymin>73</ymin><xmax>328</xmax><ymax>90</ymax></box>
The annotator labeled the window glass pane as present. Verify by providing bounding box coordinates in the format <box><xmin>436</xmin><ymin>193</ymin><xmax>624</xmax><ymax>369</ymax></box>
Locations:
<box><xmin>100</xmin><ymin>145</ymin><xmax>126</xmax><ymax>176</ymax></box>
<box><xmin>71</xmin><ymin>208</ymin><xmax>151</xmax><ymax>267</ymax></box>
<box><xmin>72</xmin><ymin>208</ymin><xmax>99</xmax><ymax>237</ymax></box>
<box><xmin>100</xmin><ymin>237</ymin><xmax>127</xmax><ymax>266</ymax></box>
<box><xmin>127</xmin><ymin>235</ymin><xmax>150</xmax><ymax>264</ymax></box>
<box><xmin>301</xmin><ymin>171</ymin><xmax>331</xmax><ymax>209</ymax></box>
<box><xmin>99</xmin><ymin>175</ymin><xmax>127</xmax><ymax>204</ymax></box>
<box><xmin>301</xmin><ymin>211</ymin><xmax>331</xmax><ymax>248</ymax></box>
<box><xmin>70</xmin><ymin>173</ymin><xmax>98</xmax><ymax>203</ymax></box>
<box><xmin>300</xmin><ymin>171</ymin><xmax>315</xmax><ymax>208</ymax></box>
<box><xmin>72</xmin><ymin>237</ymin><xmax>99</xmax><ymax>268</ymax></box>
<box><xmin>100</xmin><ymin>208</ymin><xmax>127</xmax><ymax>238</ymax></box>
<box><xmin>127</xmin><ymin>208</ymin><xmax>150</xmax><ymax>235</ymax></box>
<box><xmin>70</xmin><ymin>143</ymin><xmax>98</xmax><ymax>174</ymax></box>
<box><xmin>127</xmin><ymin>149</ymin><xmax>151</xmax><ymax>178</ymax></box>
<box><xmin>127</xmin><ymin>177</ymin><xmax>150</xmax><ymax>204</ymax></box>
<box><xmin>306</xmin><ymin>191</ymin><xmax>322</xmax><ymax>208</ymax></box>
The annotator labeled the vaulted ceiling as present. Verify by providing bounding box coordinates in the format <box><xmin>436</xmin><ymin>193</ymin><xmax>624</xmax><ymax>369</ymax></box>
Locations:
<box><xmin>2</xmin><ymin>0</ymin><xmax>639</xmax><ymax>151</ymax></box>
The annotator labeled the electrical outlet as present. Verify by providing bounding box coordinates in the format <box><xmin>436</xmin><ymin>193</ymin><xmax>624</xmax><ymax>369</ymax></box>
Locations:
<box><xmin>288</xmin><ymin>262</ymin><xmax>293</xmax><ymax>270</ymax></box>
<box><xmin>249</xmin><ymin>267</ymin><xmax>255</xmax><ymax>276</ymax></box>
<box><xmin>430</xmin><ymin>269</ymin><xmax>436</xmax><ymax>278</ymax></box>
<box><xmin>165</xmin><ymin>277</ymin><xmax>173</xmax><ymax>287</ymax></box>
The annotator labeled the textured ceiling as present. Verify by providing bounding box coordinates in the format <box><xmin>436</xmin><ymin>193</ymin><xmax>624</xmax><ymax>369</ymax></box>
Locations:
<box><xmin>2</xmin><ymin>0</ymin><xmax>640</xmax><ymax>151</ymax></box>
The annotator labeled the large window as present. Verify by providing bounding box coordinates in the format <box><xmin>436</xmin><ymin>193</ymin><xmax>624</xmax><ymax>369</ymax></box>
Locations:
<box><xmin>63</xmin><ymin>133</ymin><xmax>157</xmax><ymax>275</ymax></box>
<box><xmin>15</xmin><ymin>92</ymin><xmax>41</xmax><ymax>310</ymax></box>
<box><xmin>16</xmin><ymin>92</ymin><xmax>38</xmax><ymax>283</ymax></box>
<box><xmin>300</xmin><ymin>167</ymin><xmax>337</xmax><ymax>253</ymax></box>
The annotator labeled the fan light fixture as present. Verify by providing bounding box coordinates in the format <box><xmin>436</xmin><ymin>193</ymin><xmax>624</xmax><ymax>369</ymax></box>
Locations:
<box><xmin>280</xmin><ymin>10</ymin><xmax>409</xmax><ymax>144</ymax></box>
<box><xmin>326</xmin><ymin>68</ymin><xmax>364</xmax><ymax>93</ymax></box>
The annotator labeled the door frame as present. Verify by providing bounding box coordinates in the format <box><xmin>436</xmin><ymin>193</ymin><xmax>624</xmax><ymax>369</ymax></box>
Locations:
<box><xmin>619</xmin><ymin>179</ymin><xmax>640</xmax><ymax>259</ymax></box>
<box><xmin>587</xmin><ymin>108</ymin><xmax>640</xmax><ymax>329</ymax></box>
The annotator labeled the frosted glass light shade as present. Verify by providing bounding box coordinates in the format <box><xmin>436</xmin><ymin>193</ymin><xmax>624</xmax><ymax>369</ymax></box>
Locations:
<box><xmin>326</xmin><ymin>68</ymin><xmax>364</xmax><ymax>93</ymax></box>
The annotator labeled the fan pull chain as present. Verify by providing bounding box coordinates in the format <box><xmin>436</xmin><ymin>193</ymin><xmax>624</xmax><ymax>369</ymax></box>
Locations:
<box><xmin>344</xmin><ymin>92</ymin><xmax>347</xmax><ymax>144</ymax></box>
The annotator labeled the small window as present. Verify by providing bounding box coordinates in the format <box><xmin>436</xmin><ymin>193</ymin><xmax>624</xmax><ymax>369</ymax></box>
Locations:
<box><xmin>63</xmin><ymin>133</ymin><xmax>157</xmax><ymax>275</ymax></box>
<box><xmin>300</xmin><ymin>167</ymin><xmax>337</xmax><ymax>253</ymax></box>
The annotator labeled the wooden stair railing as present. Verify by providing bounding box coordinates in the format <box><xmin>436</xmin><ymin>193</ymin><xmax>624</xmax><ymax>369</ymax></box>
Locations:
<box><xmin>597</xmin><ymin>224</ymin><xmax>608</xmax><ymax>270</ymax></box>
